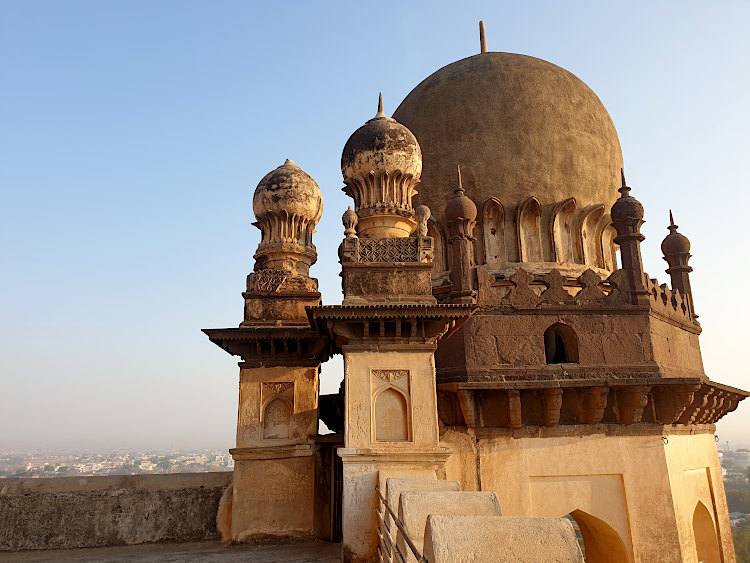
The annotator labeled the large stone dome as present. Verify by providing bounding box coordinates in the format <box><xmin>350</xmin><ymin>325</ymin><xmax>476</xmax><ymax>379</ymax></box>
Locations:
<box><xmin>393</xmin><ymin>52</ymin><xmax>624</xmax><ymax>272</ymax></box>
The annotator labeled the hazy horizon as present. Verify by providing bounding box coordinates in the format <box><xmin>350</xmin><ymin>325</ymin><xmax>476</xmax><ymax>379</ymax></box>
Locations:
<box><xmin>2</xmin><ymin>1</ymin><xmax>749</xmax><ymax>452</ymax></box>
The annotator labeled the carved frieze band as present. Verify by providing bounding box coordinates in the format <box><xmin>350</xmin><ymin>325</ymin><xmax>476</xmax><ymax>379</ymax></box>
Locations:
<box><xmin>263</xmin><ymin>381</ymin><xmax>294</xmax><ymax>395</ymax></box>
<box><xmin>340</xmin><ymin>237</ymin><xmax>433</xmax><ymax>264</ymax></box>
<box><xmin>372</xmin><ymin>369</ymin><xmax>409</xmax><ymax>383</ymax></box>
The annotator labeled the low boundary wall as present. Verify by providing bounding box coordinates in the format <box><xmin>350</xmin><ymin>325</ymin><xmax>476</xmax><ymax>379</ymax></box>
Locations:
<box><xmin>0</xmin><ymin>472</ymin><xmax>233</xmax><ymax>551</ymax></box>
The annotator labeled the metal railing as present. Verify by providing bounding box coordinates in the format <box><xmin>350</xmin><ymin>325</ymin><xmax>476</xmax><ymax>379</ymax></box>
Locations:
<box><xmin>376</xmin><ymin>486</ymin><xmax>427</xmax><ymax>563</ymax></box>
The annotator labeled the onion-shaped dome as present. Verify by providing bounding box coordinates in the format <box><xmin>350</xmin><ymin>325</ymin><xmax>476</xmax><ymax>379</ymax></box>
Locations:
<box><xmin>661</xmin><ymin>212</ymin><xmax>691</xmax><ymax>255</ymax></box>
<box><xmin>445</xmin><ymin>176</ymin><xmax>478</xmax><ymax>222</ymax></box>
<box><xmin>253</xmin><ymin>159</ymin><xmax>323</xmax><ymax>224</ymax></box>
<box><xmin>341</xmin><ymin>96</ymin><xmax>422</xmax><ymax>182</ymax></box>
<box><xmin>251</xmin><ymin>159</ymin><xmax>323</xmax><ymax>276</ymax></box>
<box><xmin>611</xmin><ymin>171</ymin><xmax>644</xmax><ymax>227</ymax></box>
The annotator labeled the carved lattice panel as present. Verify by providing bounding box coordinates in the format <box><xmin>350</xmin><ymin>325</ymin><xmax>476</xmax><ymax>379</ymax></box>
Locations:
<box><xmin>356</xmin><ymin>238</ymin><xmax>418</xmax><ymax>263</ymax></box>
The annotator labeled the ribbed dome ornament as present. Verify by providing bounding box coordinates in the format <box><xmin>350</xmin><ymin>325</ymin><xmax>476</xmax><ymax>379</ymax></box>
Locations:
<box><xmin>340</xmin><ymin>93</ymin><xmax>423</xmax><ymax>238</ymax></box>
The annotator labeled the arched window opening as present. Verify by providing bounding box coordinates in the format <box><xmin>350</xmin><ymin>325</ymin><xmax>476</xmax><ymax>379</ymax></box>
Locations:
<box><xmin>568</xmin><ymin>510</ymin><xmax>628</xmax><ymax>563</ymax></box>
<box><xmin>374</xmin><ymin>387</ymin><xmax>409</xmax><ymax>442</ymax></box>
<box><xmin>693</xmin><ymin>501</ymin><xmax>721</xmax><ymax>563</ymax></box>
<box><xmin>544</xmin><ymin>323</ymin><xmax>579</xmax><ymax>364</ymax></box>
<box><xmin>262</xmin><ymin>398</ymin><xmax>292</xmax><ymax>440</ymax></box>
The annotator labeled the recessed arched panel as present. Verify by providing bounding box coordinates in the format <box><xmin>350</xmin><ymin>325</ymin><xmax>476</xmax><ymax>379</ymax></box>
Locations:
<box><xmin>374</xmin><ymin>387</ymin><xmax>409</xmax><ymax>442</ymax></box>
<box><xmin>580</xmin><ymin>204</ymin><xmax>605</xmax><ymax>268</ymax></box>
<box><xmin>518</xmin><ymin>196</ymin><xmax>543</xmax><ymax>262</ymax></box>
<box><xmin>262</xmin><ymin>398</ymin><xmax>292</xmax><ymax>440</ymax></box>
<box><xmin>601</xmin><ymin>221</ymin><xmax>618</xmax><ymax>272</ymax></box>
<box><xmin>427</xmin><ymin>217</ymin><xmax>448</xmax><ymax>277</ymax></box>
<box><xmin>569</xmin><ymin>509</ymin><xmax>628</xmax><ymax>563</ymax></box>
<box><xmin>483</xmin><ymin>198</ymin><xmax>506</xmax><ymax>267</ymax></box>
<box><xmin>551</xmin><ymin>197</ymin><xmax>577</xmax><ymax>264</ymax></box>
<box><xmin>693</xmin><ymin>501</ymin><xmax>721</xmax><ymax>563</ymax></box>
<box><xmin>544</xmin><ymin>323</ymin><xmax>579</xmax><ymax>364</ymax></box>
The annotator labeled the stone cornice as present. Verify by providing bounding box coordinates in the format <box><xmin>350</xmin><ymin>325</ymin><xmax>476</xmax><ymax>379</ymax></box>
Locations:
<box><xmin>202</xmin><ymin>326</ymin><xmax>331</xmax><ymax>365</ymax></box>
<box><xmin>437</xmin><ymin>379</ymin><xmax>747</xmax><ymax>430</ymax></box>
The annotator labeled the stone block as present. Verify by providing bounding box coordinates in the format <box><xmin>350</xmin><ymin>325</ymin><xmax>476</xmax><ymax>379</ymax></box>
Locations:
<box><xmin>423</xmin><ymin>515</ymin><xmax>584</xmax><ymax>563</ymax></box>
<box><xmin>397</xmin><ymin>491</ymin><xmax>501</xmax><ymax>561</ymax></box>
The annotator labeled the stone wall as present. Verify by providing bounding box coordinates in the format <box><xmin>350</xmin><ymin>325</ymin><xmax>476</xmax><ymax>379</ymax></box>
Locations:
<box><xmin>0</xmin><ymin>471</ymin><xmax>232</xmax><ymax>551</ymax></box>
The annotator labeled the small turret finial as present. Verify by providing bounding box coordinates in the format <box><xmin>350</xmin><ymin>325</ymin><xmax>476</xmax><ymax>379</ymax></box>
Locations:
<box><xmin>375</xmin><ymin>92</ymin><xmax>385</xmax><ymax>118</ymax></box>
<box><xmin>669</xmin><ymin>210</ymin><xmax>675</xmax><ymax>227</ymax></box>
<box><xmin>479</xmin><ymin>21</ymin><xmax>488</xmax><ymax>53</ymax></box>
<box><xmin>619</xmin><ymin>168</ymin><xmax>631</xmax><ymax>196</ymax></box>
<box><xmin>456</xmin><ymin>164</ymin><xmax>464</xmax><ymax>194</ymax></box>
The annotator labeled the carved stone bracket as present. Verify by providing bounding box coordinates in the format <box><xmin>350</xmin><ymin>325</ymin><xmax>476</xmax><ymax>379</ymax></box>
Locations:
<box><xmin>542</xmin><ymin>389</ymin><xmax>563</xmax><ymax>427</ymax></box>
<box><xmin>508</xmin><ymin>390</ymin><xmax>522</xmax><ymax>428</ymax></box>
<box><xmin>577</xmin><ymin>386</ymin><xmax>609</xmax><ymax>425</ymax></box>
<box><xmin>457</xmin><ymin>389</ymin><xmax>481</xmax><ymax>428</ymax></box>
<box><xmin>653</xmin><ymin>384</ymin><xmax>700</xmax><ymax>424</ymax></box>
<box><xmin>614</xmin><ymin>386</ymin><xmax>651</xmax><ymax>425</ymax></box>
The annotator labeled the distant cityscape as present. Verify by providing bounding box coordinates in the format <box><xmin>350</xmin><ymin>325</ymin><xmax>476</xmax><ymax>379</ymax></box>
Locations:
<box><xmin>0</xmin><ymin>449</ymin><xmax>233</xmax><ymax>478</ymax></box>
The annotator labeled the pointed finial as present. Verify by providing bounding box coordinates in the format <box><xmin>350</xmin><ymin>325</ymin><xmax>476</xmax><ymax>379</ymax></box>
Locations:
<box><xmin>618</xmin><ymin>168</ymin><xmax>631</xmax><ymax>196</ymax></box>
<box><xmin>668</xmin><ymin>210</ymin><xmax>679</xmax><ymax>233</ymax></box>
<box><xmin>375</xmin><ymin>92</ymin><xmax>385</xmax><ymax>118</ymax></box>
<box><xmin>455</xmin><ymin>164</ymin><xmax>464</xmax><ymax>195</ymax></box>
<box><xmin>479</xmin><ymin>21</ymin><xmax>488</xmax><ymax>54</ymax></box>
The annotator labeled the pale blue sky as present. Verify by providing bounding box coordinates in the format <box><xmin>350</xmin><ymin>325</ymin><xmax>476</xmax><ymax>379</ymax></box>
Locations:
<box><xmin>1</xmin><ymin>1</ymin><xmax>748</xmax><ymax>450</ymax></box>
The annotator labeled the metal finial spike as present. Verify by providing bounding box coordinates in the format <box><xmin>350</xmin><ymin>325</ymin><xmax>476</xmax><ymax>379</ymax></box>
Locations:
<box><xmin>479</xmin><ymin>21</ymin><xmax>488</xmax><ymax>53</ymax></box>
<box><xmin>375</xmin><ymin>92</ymin><xmax>385</xmax><ymax>118</ymax></box>
<box><xmin>669</xmin><ymin>210</ymin><xmax>675</xmax><ymax>226</ymax></box>
<box><xmin>456</xmin><ymin>164</ymin><xmax>463</xmax><ymax>192</ymax></box>
<box><xmin>621</xmin><ymin>168</ymin><xmax>627</xmax><ymax>188</ymax></box>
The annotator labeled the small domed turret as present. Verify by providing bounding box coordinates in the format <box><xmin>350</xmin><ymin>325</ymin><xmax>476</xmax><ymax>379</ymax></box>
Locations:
<box><xmin>611</xmin><ymin>170</ymin><xmax>644</xmax><ymax>230</ymax></box>
<box><xmin>341</xmin><ymin>94</ymin><xmax>422</xmax><ymax>238</ymax></box>
<box><xmin>661</xmin><ymin>211</ymin><xmax>691</xmax><ymax>256</ymax></box>
<box><xmin>252</xmin><ymin>159</ymin><xmax>323</xmax><ymax>276</ymax></box>
<box><xmin>445</xmin><ymin>165</ymin><xmax>477</xmax><ymax>235</ymax></box>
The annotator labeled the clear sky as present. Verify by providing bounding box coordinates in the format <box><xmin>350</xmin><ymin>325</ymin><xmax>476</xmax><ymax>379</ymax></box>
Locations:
<box><xmin>1</xmin><ymin>1</ymin><xmax>748</xmax><ymax>451</ymax></box>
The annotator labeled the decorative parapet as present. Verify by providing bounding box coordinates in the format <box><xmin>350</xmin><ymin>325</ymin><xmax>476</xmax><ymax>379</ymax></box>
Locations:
<box><xmin>470</xmin><ymin>266</ymin><xmax>698</xmax><ymax>327</ymax></box>
<box><xmin>643</xmin><ymin>273</ymin><xmax>695</xmax><ymax>323</ymax></box>
<box><xmin>340</xmin><ymin>236</ymin><xmax>433</xmax><ymax>264</ymax></box>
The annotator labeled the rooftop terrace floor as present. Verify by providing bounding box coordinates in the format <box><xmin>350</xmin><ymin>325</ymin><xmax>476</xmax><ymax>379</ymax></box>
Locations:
<box><xmin>1</xmin><ymin>540</ymin><xmax>341</xmax><ymax>562</ymax></box>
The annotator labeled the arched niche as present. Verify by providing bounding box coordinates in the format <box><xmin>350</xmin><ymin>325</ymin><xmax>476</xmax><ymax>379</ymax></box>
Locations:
<box><xmin>579</xmin><ymin>205</ymin><xmax>605</xmax><ymax>268</ymax></box>
<box><xmin>374</xmin><ymin>387</ymin><xmax>409</xmax><ymax>442</ymax></box>
<box><xmin>544</xmin><ymin>322</ymin><xmax>579</xmax><ymax>364</ymax></box>
<box><xmin>693</xmin><ymin>501</ymin><xmax>721</xmax><ymax>563</ymax></box>
<box><xmin>517</xmin><ymin>196</ymin><xmax>543</xmax><ymax>262</ymax></box>
<box><xmin>569</xmin><ymin>509</ymin><xmax>629</xmax><ymax>563</ymax></box>
<box><xmin>551</xmin><ymin>197</ymin><xmax>577</xmax><ymax>264</ymax></box>
<box><xmin>262</xmin><ymin>397</ymin><xmax>292</xmax><ymax>440</ymax></box>
<box><xmin>427</xmin><ymin>217</ymin><xmax>448</xmax><ymax>278</ymax></box>
<box><xmin>600</xmin><ymin>220</ymin><xmax>618</xmax><ymax>272</ymax></box>
<box><xmin>482</xmin><ymin>198</ymin><xmax>506</xmax><ymax>267</ymax></box>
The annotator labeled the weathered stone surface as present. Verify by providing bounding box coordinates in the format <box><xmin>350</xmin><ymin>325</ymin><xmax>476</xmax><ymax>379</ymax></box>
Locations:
<box><xmin>423</xmin><ymin>515</ymin><xmax>583</xmax><ymax>563</ymax></box>
<box><xmin>397</xmin><ymin>491</ymin><xmax>502</xmax><ymax>561</ymax></box>
<box><xmin>0</xmin><ymin>473</ymin><xmax>232</xmax><ymax>551</ymax></box>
